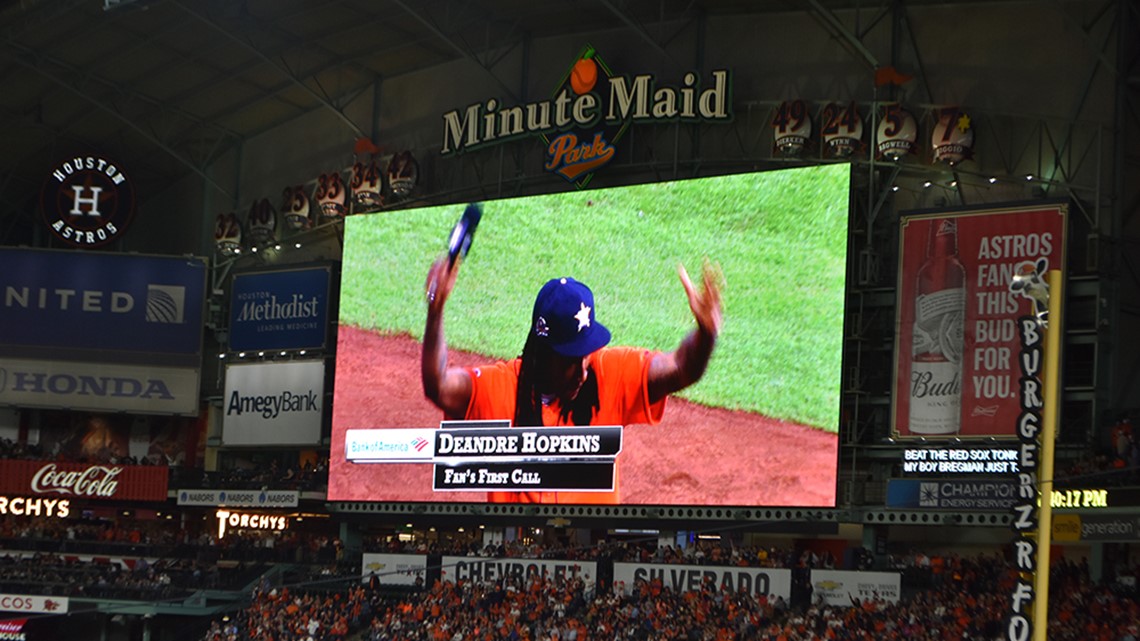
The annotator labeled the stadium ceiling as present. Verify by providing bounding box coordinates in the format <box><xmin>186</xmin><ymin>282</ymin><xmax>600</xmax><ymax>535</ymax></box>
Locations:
<box><xmin>0</xmin><ymin>0</ymin><xmax>1076</xmax><ymax>246</ymax></box>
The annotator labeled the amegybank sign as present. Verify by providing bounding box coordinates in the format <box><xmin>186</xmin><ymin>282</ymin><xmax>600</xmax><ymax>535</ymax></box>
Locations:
<box><xmin>223</xmin><ymin>361</ymin><xmax>324</xmax><ymax>446</ymax></box>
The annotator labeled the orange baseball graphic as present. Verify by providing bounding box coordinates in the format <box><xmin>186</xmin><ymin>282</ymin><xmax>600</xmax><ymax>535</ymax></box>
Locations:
<box><xmin>570</xmin><ymin>57</ymin><xmax>598</xmax><ymax>94</ymax></box>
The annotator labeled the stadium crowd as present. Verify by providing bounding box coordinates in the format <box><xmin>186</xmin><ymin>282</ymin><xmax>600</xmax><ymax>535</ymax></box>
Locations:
<box><xmin>1</xmin><ymin>513</ymin><xmax>343</xmax><ymax>558</ymax></box>
<box><xmin>0</xmin><ymin>551</ymin><xmax>229</xmax><ymax>600</ymax></box>
<box><xmin>196</xmin><ymin>549</ymin><xmax>1140</xmax><ymax>641</ymax></box>
<box><xmin>361</xmin><ymin>537</ymin><xmax>811</xmax><ymax>570</ymax></box>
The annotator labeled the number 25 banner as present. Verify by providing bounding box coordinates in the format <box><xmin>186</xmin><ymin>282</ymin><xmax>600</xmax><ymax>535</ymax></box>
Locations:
<box><xmin>892</xmin><ymin>202</ymin><xmax>1068</xmax><ymax>439</ymax></box>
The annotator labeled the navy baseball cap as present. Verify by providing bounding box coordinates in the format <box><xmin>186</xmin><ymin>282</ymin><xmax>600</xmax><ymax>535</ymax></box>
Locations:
<box><xmin>531</xmin><ymin>277</ymin><xmax>611</xmax><ymax>357</ymax></box>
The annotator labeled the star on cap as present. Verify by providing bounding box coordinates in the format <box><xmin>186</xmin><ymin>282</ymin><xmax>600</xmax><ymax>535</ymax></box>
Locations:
<box><xmin>574</xmin><ymin>302</ymin><xmax>591</xmax><ymax>332</ymax></box>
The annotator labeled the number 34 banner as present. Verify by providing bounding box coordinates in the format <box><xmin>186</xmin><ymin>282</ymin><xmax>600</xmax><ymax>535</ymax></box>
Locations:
<box><xmin>892</xmin><ymin>202</ymin><xmax>1068</xmax><ymax>439</ymax></box>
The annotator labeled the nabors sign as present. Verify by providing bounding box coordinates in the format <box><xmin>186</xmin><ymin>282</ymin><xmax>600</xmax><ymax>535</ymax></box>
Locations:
<box><xmin>440</xmin><ymin>47</ymin><xmax>731</xmax><ymax>185</ymax></box>
<box><xmin>41</xmin><ymin>154</ymin><xmax>137</xmax><ymax>247</ymax></box>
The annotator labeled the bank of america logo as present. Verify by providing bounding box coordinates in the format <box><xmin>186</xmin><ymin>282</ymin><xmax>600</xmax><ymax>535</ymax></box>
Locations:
<box><xmin>920</xmin><ymin>482</ymin><xmax>939</xmax><ymax>507</ymax></box>
<box><xmin>412</xmin><ymin>437</ymin><xmax>430</xmax><ymax>451</ymax></box>
<box><xmin>146</xmin><ymin>285</ymin><xmax>186</xmax><ymax>323</ymax></box>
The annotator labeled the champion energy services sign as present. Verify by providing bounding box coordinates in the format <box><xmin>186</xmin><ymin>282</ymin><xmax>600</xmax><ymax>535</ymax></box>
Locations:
<box><xmin>228</xmin><ymin>266</ymin><xmax>331</xmax><ymax>352</ymax></box>
<box><xmin>0</xmin><ymin>461</ymin><xmax>168</xmax><ymax>502</ymax></box>
<box><xmin>223</xmin><ymin>360</ymin><xmax>324</xmax><ymax>446</ymax></box>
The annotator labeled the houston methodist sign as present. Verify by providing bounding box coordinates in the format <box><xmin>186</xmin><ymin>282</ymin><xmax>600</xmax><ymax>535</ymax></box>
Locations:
<box><xmin>440</xmin><ymin>47</ymin><xmax>731</xmax><ymax>184</ymax></box>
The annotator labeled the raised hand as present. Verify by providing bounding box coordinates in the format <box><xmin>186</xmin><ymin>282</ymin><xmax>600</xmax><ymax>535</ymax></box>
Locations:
<box><xmin>678</xmin><ymin>259</ymin><xmax>723</xmax><ymax>339</ymax></box>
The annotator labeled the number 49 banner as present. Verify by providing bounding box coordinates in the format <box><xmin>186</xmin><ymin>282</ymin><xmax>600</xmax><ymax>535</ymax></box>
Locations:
<box><xmin>892</xmin><ymin>202</ymin><xmax>1068</xmax><ymax>439</ymax></box>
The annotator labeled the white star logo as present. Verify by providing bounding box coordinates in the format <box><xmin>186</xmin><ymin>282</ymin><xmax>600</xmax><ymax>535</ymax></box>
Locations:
<box><xmin>574</xmin><ymin>302</ymin><xmax>591</xmax><ymax>332</ymax></box>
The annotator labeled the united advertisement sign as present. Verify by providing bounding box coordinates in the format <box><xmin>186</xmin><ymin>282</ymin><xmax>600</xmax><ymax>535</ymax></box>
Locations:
<box><xmin>228</xmin><ymin>266</ymin><xmax>331</xmax><ymax>352</ymax></box>
<box><xmin>0</xmin><ymin>248</ymin><xmax>206</xmax><ymax>358</ymax></box>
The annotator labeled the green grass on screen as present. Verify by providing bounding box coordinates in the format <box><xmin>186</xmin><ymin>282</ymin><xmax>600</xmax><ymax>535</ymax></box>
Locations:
<box><xmin>339</xmin><ymin>164</ymin><xmax>850</xmax><ymax>431</ymax></box>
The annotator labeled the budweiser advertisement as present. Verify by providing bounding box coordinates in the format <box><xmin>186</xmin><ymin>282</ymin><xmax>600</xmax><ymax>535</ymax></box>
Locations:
<box><xmin>892</xmin><ymin>202</ymin><xmax>1067</xmax><ymax>439</ymax></box>
<box><xmin>0</xmin><ymin>460</ymin><xmax>168</xmax><ymax>502</ymax></box>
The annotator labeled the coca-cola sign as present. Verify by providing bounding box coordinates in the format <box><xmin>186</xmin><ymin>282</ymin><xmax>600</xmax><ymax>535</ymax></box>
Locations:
<box><xmin>0</xmin><ymin>460</ymin><xmax>167</xmax><ymax>502</ymax></box>
<box><xmin>30</xmin><ymin>464</ymin><xmax>122</xmax><ymax>497</ymax></box>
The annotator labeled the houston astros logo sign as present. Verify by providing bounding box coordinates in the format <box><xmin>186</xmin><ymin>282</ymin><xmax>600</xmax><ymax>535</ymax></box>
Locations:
<box><xmin>41</xmin><ymin>154</ymin><xmax>136</xmax><ymax>247</ymax></box>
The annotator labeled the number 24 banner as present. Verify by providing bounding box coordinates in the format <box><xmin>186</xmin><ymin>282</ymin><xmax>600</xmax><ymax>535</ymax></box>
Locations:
<box><xmin>892</xmin><ymin>202</ymin><xmax>1067</xmax><ymax>439</ymax></box>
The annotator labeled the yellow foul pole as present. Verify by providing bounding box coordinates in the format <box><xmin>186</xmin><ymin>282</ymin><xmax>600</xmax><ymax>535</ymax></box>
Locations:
<box><xmin>1031</xmin><ymin>269</ymin><xmax>1063</xmax><ymax>641</ymax></box>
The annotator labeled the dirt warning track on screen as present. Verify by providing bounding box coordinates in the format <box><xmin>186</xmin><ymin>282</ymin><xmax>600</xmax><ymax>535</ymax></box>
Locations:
<box><xmin>331</xmin><ymin>326</ymin><xmax>838</xmax><ymax>506</ymax></box>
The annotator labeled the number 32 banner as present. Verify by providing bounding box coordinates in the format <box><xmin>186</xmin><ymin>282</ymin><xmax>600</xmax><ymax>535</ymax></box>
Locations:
<box><xmin>892</xmin><ymin>202</ymin><xmax>1067</xmax><ymax>439</ymax></box>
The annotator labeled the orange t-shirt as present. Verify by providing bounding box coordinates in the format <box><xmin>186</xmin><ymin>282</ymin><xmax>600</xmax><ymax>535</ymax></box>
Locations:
<box><xmin>463</xmin><ymin>346</ymin><xmax>665</xmax><ymax>504</ymax></box>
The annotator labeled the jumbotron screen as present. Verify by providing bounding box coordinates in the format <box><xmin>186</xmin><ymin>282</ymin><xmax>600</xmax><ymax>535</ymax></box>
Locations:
<box><xmin>330</xmin><ymin>165</ymin><xmax>849</xmax><ymax>507</ymax></box>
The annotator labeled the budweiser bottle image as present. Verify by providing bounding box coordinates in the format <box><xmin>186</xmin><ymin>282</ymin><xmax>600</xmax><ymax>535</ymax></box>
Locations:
<box><xmin>909</xmin><ymin>218</ymin><xmax>966</xmax><ymax>434</ymax></box>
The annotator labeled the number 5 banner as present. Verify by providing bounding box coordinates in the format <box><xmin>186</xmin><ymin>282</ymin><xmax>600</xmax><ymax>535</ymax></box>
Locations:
<box><xmin>892</xmin><ymin>202</ymin><xmax>1067</xmax><ymax>439</ymax></box>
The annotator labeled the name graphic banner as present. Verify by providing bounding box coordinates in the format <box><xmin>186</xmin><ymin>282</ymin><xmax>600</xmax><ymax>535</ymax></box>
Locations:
<box><xmin>0</xmin><ymin>359</ymin><xmax>200</xmax><ymax>415</ymax></box>
<box><xmin>348</xmin><ymin>422</ymin><xmax>623</xmax><ymax>492</ymax></box>
<box><xmin>360</xmin><ymin>553</ymin><xmax>428</xmax><ymax>586</ymax></box>
<box><xmin>810</xmin><ymin>570</ymin><xmax>901</xmax><ymax>606</ymax></box>
<box><xmin>176</xmin><ymin>489</ymin><xmax>299</xmax><ymax>507</ymax></box>
<box><xmin>223</xmin><ymin>361</ymin><xmax>324</xmax><ymax>446</ymax></box>
<box><xmin>0</xmin><ymin>460</ymin><xmax>168</xmax><ymax>502</ymax></box>
<box><xmin>892</xmin><ymin>203</ymin><xmax>1067</xmax><ymax>438</ymax></box>
<box><xmin>612</xmin><ymin>562</ymin><xmax>791</xmax><ymax>600</ymax></box>
<box><xmin>433</xmin><ymin>461</ymin><xmax>615</xmax><ymax>491</ymax></box>
<box><xmin>440</xmin><ymin>557</ymin><xmax>596</xmax><ymax>589</ymax></box>
<box><xmin>229</xmin><ymin>267</ymin><xmax>330</xmax><ymax>351</ymax></box>
<box><xmin>0</xmin><ymin>248</ymin><xmax>206</xmax><ymax>357</ymax></box>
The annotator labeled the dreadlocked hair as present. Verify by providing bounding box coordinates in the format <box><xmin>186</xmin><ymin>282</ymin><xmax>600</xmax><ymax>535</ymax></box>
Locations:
<box><xmin>514</xmin><ymin>333</ymin><xmax>600</xmax><ymax>427</ymax></box>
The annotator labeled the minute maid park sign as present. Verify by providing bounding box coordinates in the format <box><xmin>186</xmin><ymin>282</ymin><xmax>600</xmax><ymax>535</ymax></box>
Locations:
<box><xmin>440</xmin><ymin>46</ymin><xmax>731</xmax><ymax>186</ymax></box>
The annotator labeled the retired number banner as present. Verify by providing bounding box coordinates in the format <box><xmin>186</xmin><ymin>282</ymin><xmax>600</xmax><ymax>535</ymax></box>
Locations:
<box><xmin>892</xmin><ymin>203</ymin><xmax>1067</xmax><ymax>439</ymax></box>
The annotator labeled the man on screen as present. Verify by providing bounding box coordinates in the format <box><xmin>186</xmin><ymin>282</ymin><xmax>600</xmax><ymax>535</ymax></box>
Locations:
<box><xmin>421</xmin><ymin>254</ymin><xmax>722</xmax><ymax>503</ymax></box>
